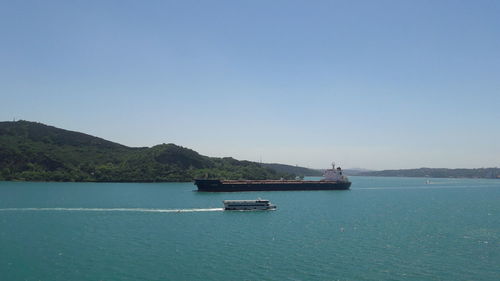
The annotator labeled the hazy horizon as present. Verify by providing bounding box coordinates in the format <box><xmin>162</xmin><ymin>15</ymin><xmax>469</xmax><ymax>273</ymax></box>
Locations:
<box><xmin>1</xmin><ymin>1</ymin><xmax>499</xmax><ymax>170</ymax></box>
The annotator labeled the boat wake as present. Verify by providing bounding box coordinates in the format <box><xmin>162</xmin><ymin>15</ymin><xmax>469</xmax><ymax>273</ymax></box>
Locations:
<box><xmin>0</xmin><ymin>207</ymin><xmax>224</xmax><ymax>213</ymax></box>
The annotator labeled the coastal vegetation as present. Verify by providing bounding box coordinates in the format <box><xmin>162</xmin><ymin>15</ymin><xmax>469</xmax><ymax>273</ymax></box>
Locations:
<box><xmin>0</xmin><ymin>121</ymin><xmax>307</xmax><ymax>182</ymax></box>
<box><xmin>260</xmin><ymin>163</ymin><xmax>323</xmax><ymax>177</ymax></box>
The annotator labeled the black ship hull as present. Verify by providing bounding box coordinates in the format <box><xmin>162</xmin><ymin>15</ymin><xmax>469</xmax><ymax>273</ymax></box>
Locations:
<box><xmin>195</xmin><ymin>179</ymin><xmax>351</xmax><ymax>192</ymax></box>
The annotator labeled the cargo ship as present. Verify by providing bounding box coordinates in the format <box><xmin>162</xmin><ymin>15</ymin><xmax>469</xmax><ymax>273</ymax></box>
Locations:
<box><xmin>223</xmin><ymin>199</ymin><xmax>276</xmax><ymax>210</ymax></box>
<box><xmin>195</xmin><ymin>164</ymin><xmax>351</xmax><ymax>192</ymax></box>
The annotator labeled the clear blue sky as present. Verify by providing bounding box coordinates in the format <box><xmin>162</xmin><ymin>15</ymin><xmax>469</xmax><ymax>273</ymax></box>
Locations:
<box><xmin>1</xmin><ymin>0</ymin><xmax>499</xmax><ymax>170</ymax></box>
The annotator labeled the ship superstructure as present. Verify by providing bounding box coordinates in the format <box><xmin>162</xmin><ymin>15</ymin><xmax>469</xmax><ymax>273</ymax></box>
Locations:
<box><xmin>322</xmin><ymin>163</ymin><xmax>349</xmax><ymax>182</ymax></box>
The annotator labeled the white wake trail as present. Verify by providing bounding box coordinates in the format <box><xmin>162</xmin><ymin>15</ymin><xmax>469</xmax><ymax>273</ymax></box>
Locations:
<box><xmin>0</xmin><ymin>208</ymin><xmax>224</xmax><ymax>213</ymax></box>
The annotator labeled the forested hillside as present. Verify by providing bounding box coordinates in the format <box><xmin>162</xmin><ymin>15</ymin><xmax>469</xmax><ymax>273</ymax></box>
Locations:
<box><xmin>260</xmin><ymin>163</ymin><xmax>322</xmax><ymax>177</ymax></box>
<box><xmin>0</xmin><ymin>121</ymin><xmax>295</xmax><ymax>182</ymax></box>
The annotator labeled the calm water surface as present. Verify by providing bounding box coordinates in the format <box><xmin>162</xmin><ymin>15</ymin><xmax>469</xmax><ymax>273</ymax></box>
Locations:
<box><xmin>0</xmin><ymin>177</ymin><xmax>499</xmax><ymax>281</ymax></box>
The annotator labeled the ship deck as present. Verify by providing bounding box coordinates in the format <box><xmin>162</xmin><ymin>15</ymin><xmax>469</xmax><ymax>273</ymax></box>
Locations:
<box><xmin>220</xmin><ymin>180</ymin><xmax>341</xmax><ymax>185</ymax></box>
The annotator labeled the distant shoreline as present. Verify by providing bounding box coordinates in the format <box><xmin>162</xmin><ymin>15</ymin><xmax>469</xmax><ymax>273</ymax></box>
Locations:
<box><xmin>349</xmin><ymin>167</ymin><xmax>500</xmax><ymax>179</ymax></box>
<box><xmin>2</xmin><ymin>174</ymin><xmax>500</xmax><ymax>183</ymax></box>
<box><xmin>2</xmin><ymin>121</ymin><xmax>499</xmax><ymax>182</ymax></box>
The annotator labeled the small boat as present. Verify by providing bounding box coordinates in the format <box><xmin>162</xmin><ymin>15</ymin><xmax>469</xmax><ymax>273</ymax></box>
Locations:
<box><xmin>223</xmin><ymin>199</ymin><xmax>276</xmax><ymax>211</ymax></box>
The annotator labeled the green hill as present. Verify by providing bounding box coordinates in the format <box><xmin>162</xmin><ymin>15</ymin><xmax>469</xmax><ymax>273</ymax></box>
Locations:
<box><xmin>260</xmin><ymin>163</ymin><xmax>322</xmax><ymax>177</ymax></box>
<box><xmin>0</xmin><ymin>121</ymin><xmax>294</xmax><ymax>182</ymax></box>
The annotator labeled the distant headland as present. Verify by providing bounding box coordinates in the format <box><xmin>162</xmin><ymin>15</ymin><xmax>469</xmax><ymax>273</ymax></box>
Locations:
<box><xmin>0</xmin><ymin>120</ymin><xmax>320</xmax><ymax>182</ymax></box>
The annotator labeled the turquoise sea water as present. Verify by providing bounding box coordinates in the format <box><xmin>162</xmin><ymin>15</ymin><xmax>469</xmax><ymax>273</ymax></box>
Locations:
<box><xmin>0</xmin><ymin>177</ymin><xmax>499</xmax><ymax>281</ymax></box>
